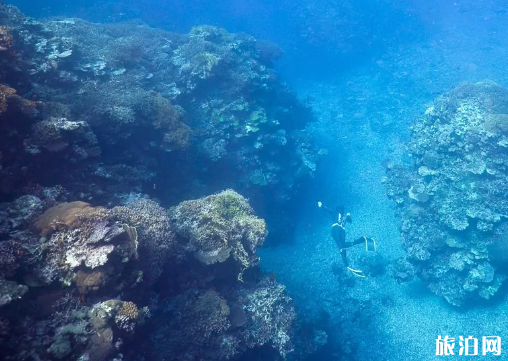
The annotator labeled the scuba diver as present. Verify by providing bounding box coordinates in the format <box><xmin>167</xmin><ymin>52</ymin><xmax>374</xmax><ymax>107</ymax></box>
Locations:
<box><xmin>318</xmin><ymin>201</ymin><xmax>376</xmax><ymax>277</ymax></box>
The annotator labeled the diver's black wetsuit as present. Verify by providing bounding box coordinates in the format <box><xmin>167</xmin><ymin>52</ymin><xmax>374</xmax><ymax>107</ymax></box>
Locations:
<box><xmin>322</xmin><ymin>205</ymin><xmax>365</xmax><ymax>267</ymax></box>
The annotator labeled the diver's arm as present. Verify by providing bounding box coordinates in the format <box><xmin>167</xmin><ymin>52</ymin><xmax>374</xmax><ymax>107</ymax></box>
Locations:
<box><xmin>317</xmin><ymin>201</ymin><xmax>335</xmax><ymax>217</ymax></box>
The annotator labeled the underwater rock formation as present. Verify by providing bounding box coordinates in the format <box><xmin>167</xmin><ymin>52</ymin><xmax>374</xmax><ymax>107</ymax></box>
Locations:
<box><xmin>386</xmin><ymin>81</ymin><xmax>508</xmax><ymax>306</ymax></box>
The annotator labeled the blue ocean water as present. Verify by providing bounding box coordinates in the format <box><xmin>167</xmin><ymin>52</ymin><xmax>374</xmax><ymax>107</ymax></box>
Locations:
<box><xmin>3</xmin><ymin>0</ymin><xmax>508</xmax><ymax>360</ymax></box>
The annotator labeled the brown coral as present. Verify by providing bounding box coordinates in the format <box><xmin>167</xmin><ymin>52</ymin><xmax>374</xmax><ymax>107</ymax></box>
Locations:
<box><xmin>29</xmin><ymin>118</ymin><xmax>101</xmax><ymax>154</ymax></box>
<box><xmin>0</xmin><ymin>84</ymin><xmax>15</xmax><ymax>113</ymax></box>
<box><xmin>87</xmin><ymin>328</ymin><xmax>114</xmax><ymax>361</ymax></box>
<box><xmin>30</xmin><ymin>119</ymin><xmax>69</xmax><ymax>152</ymax></box>
<box><xmin>117</xmin><ymin>301</ymin><xmax>139</xmax><ymax>320</ymax></box>
<box><xmin>192</xmin><ymin>290</ymin><xmax>230</xmax><ymax>338</ymax></box>
<box><xmin>162</xmin><ymin>125</ymin><xmax>191</xmax><ymax>151</ymax></box>
<box><xmin>0</xmin><ymin>84</ymin><xmax>37</xmax><ymax>116</ymax></box>
<box><xmin>122</xmin><ymin>224</ymin><xmax>138</xmax><ymax>253</ymax></box>
<box><xmin>0</xmin><ymin>26</ymin><xmax>13</xmax><ymax>52</ymax></box>
<box><xmin>111</xmin><ymin>199</ymin><xmax>174</xmax><ymax>284</ymax></box>
<box><xmin>137</xmin><ymin>93</ymin><xmax>191</xmax><ymax>150</ymax></box>
<box><xmin>32</xmin><ymin>201</ymin><xmax>108</xmax><ymax>236</ymax></box>
<box><xmin>75</xmin><ymin>269</ymin><xmax>108</xmax><ymax>295</ymax></box>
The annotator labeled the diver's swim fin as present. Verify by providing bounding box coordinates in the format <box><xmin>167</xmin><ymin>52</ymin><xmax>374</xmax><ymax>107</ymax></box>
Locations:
<box><xmin>365</xmin><ymin>237</ymin><xmax>377</xmax><ymax>252</ymax></box>
<box><xmin>347</xmin><ymin>266</ymin><xmax>366</xmax><ymax>278</ymax></box>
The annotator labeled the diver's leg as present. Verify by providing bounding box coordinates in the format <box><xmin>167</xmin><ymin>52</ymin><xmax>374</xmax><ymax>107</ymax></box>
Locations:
<box><xmin>340</xmin><ymin>248</ymin><xmax>348</xmax><ymax>266</ymax></box>
<box><xmin>353</xmin><ymin>236</ymin><xmax>366</xmax><ymax>245</ymax></box>
<box><xmin>341</xmin><ymin>247</ymin><xmax>364</xmax><ymax>276</ymax></box>
<box><xmin>355</xmin><ymin>236</ymin><xmax>376</xmax><ymax>251</ymax></box>
<box><xmin>343</xmin><ymin>237</ymin><xmax>369</xmax><ymax>248</ymax></box>
<box><xmin>342</xmin><ymin>239</ymin><xmax>361</xmax><ymax>248</ymax></box>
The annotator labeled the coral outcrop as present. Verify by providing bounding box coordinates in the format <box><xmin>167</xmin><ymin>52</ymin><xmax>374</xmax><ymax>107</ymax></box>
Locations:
<box><xmin>386</xmin><ymin>81</ymin><xmax>508</xmax><ymax>306</ymax></box>
<box><xmin>169</xmin><ymin>189</ymin><xmax>266</xmax><ymax>273</ymax></box>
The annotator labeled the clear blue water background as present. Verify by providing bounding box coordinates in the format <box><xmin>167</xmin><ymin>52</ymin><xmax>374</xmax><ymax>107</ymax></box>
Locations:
<box><xmin>7</xmin><ymin>0</ymin><xmax>508</xmax><ymax>360</ymax></box>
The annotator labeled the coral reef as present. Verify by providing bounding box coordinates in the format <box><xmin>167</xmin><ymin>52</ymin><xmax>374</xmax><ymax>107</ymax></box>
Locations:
<box><xmin>0</xmin><ymin>6</ymin><xmax>317</xmax><ymax>204</ymax></box>
<box><xmin>27</xmin><ymin>117</ymin><xmax>100</xmax><ymax>157</ymax></box>
<box><xmin>0</xmin><ymin>190</ymin><xmax>297</xmax><ymax>360</ymax></box>
<box><xmin>0</xmin><ymin>278</ymin><xmax>28</xmax><ymax>306</ymax></box>
<box><xmin>0</xmin><ymin>195</ymin><xmax>144</xmax><ymax>359</ymax></box>
<box><xmin>241</xmin><ymin>276</ymin><xmax>296</xmax><ymax>356</ymax></box>
<box><xmin>28</xmin><ymin>201</ymin><xmax>139</xmax><ymax>285</ymax></box>
<box><xmin>151</xmin><ymin>275</ymin><xmax>295</xmax><ymax>361</ymax></box>
<box><xmin>0</xmin><ymin>3</ymin><xmax>313</xmax><ymax>360</ymax></box>
<box><xmin>0</xmin><ymin>2</ymin><xmax>320</xmax><ymax>244</ymax></box>
<box><xmin>142</xmin><ymin>190</ymin><xmax>296</xmax><ymax>360</ymax></box>
<box><xmin>111</xmin><ymin>199</ymin><xmax>174</xmax><ymax>284</ymax></box>
<box><xmin>0</xmin><ymin>84</ymin><xmax>40</xmax><ymax>195</ymax></box>
<box><xmin>169</xmin><ymin>189</ymin><xmax>266</xmax><ymax>275</ymax></box>
<box><xmin>386</xmin><ymin>81</ymin><xmax>508</xmax><ymax>306</ymax></box>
